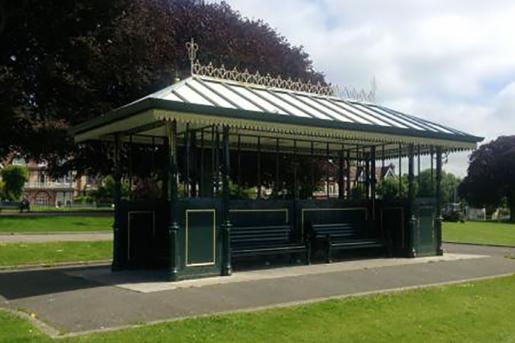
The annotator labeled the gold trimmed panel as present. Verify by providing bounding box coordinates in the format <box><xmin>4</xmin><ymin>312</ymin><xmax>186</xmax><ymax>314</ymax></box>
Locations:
<box><xmin>185</xmin><ymin>209</ymin><xmax>217</xmax><ymax>267</ymax></box>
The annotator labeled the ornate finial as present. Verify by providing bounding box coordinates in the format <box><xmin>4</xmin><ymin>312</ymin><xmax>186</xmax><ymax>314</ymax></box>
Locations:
<box><xmin>185</xmin><ymin>38</ymin><xmax>199</xmax><ymax>74</ymax></box>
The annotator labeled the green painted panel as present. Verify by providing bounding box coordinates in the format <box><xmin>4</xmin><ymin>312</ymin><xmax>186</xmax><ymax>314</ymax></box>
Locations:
<box><xmin>175</xmin><ymin>198</ymin><xmax>222</xmax><ymax>279</ymax></box>
<box><xmin>230</xmin><ymin>210</ymin><xmax>288</xmax><ymax>226</ymax></box>
<box><xmin>117</xmin><ymin>200</ymin><xmax>169</xmax><ymax>269</ymax></box>
<box><xmin>128</xmin><ymin>211</ymin><xmax>154</xmax><ymax>264</ymax></box>
<box><xmin>229</xmin><ymin>200</ymin><xmax>292</xmax><ymax>227</ymax></box>
<box><xmin>186</xmin><ymin>210</ymin><xmax>216</xmax><ymax>266</ymax></box>
<box><xmin>417</xmin><ymin>206</ymin><xmax>436</xmax><ymax>255</ymax></box>
<box><xmin>381</xmin><ymin>206</ymin><xmax>406</xmax><ymax>256</ymax></box>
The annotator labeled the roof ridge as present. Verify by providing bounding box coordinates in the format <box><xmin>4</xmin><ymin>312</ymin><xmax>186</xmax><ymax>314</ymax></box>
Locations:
<box><xmin>191</xmin><ymin>61</ymin><xmax>334</xmax><ymax>96</ymax></box>
<box><xmin>184</xmin><ymin>38</ymin><xmax>375</xmax><ymax>102</ymax></box>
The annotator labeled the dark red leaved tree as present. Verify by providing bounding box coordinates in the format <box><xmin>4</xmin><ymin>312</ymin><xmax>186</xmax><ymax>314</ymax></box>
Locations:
<box><xmin>459</xmin><ymin>136</ymin><xmax>515</xmax><ymax>222</ymax></box>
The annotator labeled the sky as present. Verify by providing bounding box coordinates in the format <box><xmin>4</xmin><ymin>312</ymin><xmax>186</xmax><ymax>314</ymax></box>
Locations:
<box><xmin>219</xmin><ymin>0</ymin><xmax>515</xmax><ymax>176</ymax></box>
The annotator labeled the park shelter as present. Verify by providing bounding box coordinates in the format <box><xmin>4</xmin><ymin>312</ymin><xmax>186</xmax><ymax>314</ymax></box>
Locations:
<box><xmin>71</xmin><ymin>40</ymin><xmax>483</xmax><ymax>281</ymax></box>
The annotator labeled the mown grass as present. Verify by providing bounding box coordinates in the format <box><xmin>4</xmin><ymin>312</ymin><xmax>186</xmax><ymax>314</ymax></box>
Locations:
<box><xmin>0</xmin><ymin>216</ymin><xmax>113</xmax><ymax>234</ymax></box>
<box><xmin>0</xmin><ymin>241</ymin><xmax>112</xmax><ymax>268</ymax></box>
<box><xmin>443</xmin><ymin>221</ymin><xmax>515</xmax><ymax>246</ymax></box>
<box><xmin>2</xmin><ymin>275</ymin><xmax>515</xmax><ymax>342</ymax></box>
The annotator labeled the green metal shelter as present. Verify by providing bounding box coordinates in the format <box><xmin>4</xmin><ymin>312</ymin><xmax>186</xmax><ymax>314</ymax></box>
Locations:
<box><xmin>71</xmin><ymin>40</ymin><xmax>483</xmax><ymax>281</ymax></box>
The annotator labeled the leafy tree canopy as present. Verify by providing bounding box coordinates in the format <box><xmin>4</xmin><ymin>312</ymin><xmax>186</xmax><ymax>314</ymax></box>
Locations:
<box><xmin>0</xmin><ymin>165</ymin><xmax>28</xmax><ymax>201</ymax></box>
<box><xmin>0</xmin><ymin>0</ymin><xmax>325</xmax><ymax>176</ymax></box>
<box><xmin>459</xmin><ymin>136</ymin><xmax>515</xmax><ymax>222</ymax></box>
<box><xmin>377</xmin><ymin>169</ymin><xmax>460</xmax><ymax>203</ymax></box>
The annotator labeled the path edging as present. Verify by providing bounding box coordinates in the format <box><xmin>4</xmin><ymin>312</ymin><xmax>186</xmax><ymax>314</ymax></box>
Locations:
<box><xmin>0</xmin><ymin>260</ymin><xmax>111</xmax><ymax>272</ymax></box>
<box><xmin>444</xmin><ymin>241</ymin><xmax>515</xmax><ymax>249</ymax></box>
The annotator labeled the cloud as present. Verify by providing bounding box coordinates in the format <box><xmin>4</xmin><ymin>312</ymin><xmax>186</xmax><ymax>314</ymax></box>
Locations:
<box><xmin>220</xmin><ymin>0</ymin><xmax>515</xmax><ymax>176</ymax></box>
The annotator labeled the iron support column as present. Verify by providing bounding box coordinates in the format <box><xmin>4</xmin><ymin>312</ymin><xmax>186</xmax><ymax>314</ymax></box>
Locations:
<box><xmin>346</xmin><ymin>150</ymin><xmax>351</xmax><ymax>199</ymax></box>
<box><xmin>221</xmin><ymin>125</ymin><xmax>232</xmax><ymax>276</ymax></box>
<box><xmin>435</xmin><ymin>146</ymin><xmax>444</xmax><ymax>255</ymax></box>
<box><xmin>111</xmin><ymin>134</ymin><xmax>123</xmax><ymax>271</ymax></box>
<box><xmin>275</xmin><ymin>138</ymin><xmax>280</xmax><ymax>195</ymax></box>
<box><xmin>370</xmin><ymin>146</ymin><xmax>377</xmax><ymax>220</ymax></box>
<box><xmin>398</xmin><ymin>144</ymin><xmax>403</xmax><ymax>197</ymax></box>
<box><xmin>293</xmin><ymin>140</ymin><xmax>299</xmax><ymax>199</ymax></box>
<box><xmin>166</xmin><ymin>120</ymin><xmax>180</xmax><ymax>281</ymax></box>
<box><xmin>326</xmin><ymin>142</ymin><xmax>330</xmax><ymax>199</ymax></box>
<box><xmin>257</xmin><ymin>136</ymin><xmax>262</xmax><ymax>199</ymax></box>
<box><xmin>338</xmin><ymin>146</ymin><xmax>344</xmax><ymax>200</ymax></box>
<box><xmin>408</xmin><ymin>144</ymin><xmax>417</xmax><ymax>257</ymax></box>
<box><xmin>365</xmin><ymin>152</ymin><xmax>370</xmax><ymax>199</ymax></box>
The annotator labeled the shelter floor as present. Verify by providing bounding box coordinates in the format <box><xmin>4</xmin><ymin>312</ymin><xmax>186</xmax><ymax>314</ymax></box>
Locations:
<box><xmin>0</xmin><ymin>244</ymin><xmax>514</xmax><ymax>335</ymax></box>
<box><xmin>68</xmin><ymin>253</ymin><xmax>485</xmax><ymax>293</ymax></box>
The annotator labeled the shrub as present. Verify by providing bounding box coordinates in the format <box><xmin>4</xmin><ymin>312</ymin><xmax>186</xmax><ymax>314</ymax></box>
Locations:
<box><xmin>0</xmin><ymin>165</ymin><xmax>29</xmax><ymax>201</ymax></box>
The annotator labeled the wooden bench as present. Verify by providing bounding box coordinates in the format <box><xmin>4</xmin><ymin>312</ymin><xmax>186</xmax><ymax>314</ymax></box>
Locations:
<box><xmin>231</xmin><ymin>225</ymin><xmax>309</xmax><ymax>264</ymax></box>
<box><xmin>0</xmin><ymin>202</ymin><xmax>22</xmax><ymax>213</ymax></box>
<box><xmin>308</xmin><ymin>223</ymin><xmax>385</xmax><ymax>262</ymax></box>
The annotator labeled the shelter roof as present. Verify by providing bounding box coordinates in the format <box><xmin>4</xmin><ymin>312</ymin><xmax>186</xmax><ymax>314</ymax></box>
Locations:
<box><xmin>71</xmin><ymin>57</ymin><xmax>483</xmax><ymax>155</ymax></box>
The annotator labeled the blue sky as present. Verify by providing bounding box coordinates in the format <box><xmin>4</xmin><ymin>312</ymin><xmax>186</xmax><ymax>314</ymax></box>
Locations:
<box><xmin>219</xmin><ymin>0</ymin><xmax>515</xmax><ymax>176</ymax></box>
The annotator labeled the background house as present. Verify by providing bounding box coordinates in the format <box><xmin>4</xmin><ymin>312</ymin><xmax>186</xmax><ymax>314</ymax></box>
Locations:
<box><xmin>313</xmin><ymin>163</ymin><xmax>396</xmax><ymax>199</ymax></box>
<box><xmin>2</xmin><ymin>157</ymin><xmax>95</xmax><ymax>207</ymax></box>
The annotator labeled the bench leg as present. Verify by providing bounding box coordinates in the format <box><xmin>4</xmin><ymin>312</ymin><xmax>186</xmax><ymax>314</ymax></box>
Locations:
<box><xmin>305</xmin><ymin>244</ymin><xmax>311</xmax><ymax>265</ymax></box>
<box><xmin>326</xmin><ymin>236</ymin><xmax>333</xmax><ymax>263</ymax></box>
<box><xmin>326</xmin><ymin>240</ymin><xmax>333</xmax><ymax>263</ymax></box>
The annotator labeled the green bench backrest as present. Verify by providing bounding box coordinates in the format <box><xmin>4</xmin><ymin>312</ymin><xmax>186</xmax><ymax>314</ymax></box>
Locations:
<box><xmin>231</xmin><ymin>225</ymin><xmax>292</xmax><ymax>247</ymax></box>
<box><xmin>311</xmin><ymin>223</ymin><xmax>360</xmax><ymax>238</ymax></box>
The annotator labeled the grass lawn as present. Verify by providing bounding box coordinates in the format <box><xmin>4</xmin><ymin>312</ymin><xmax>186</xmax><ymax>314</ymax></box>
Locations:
<box><xmin>0</xmin><ymin>241</ymin><xmax>112</xmax><ymax>268</ymax></box>
<box><xmin>0</xmin><ymin>207</ymin><xmax>113</xmax><ymax>213</ymax></box>
<box><xmin>30</xmin><ymin>207</ymin><xmax>113</xmax><ymax>213</ymax></box>
<box><xmin>443</xmin><ymin>221</ymin><xmax>515</xmax><ymax>246</ymax></box>
<box><xmin>1</xmin><ymin>275</ymin><xmax>515</xmax><ymax>342</ymax></box>
<box><xmin>0</xmin><ymin>216</ymin><xmax>113</xmax><ymax>234</ymax></box>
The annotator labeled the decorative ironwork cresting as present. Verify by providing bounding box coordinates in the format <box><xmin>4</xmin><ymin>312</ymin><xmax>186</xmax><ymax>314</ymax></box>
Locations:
<box><xmin>185</xmin><ymin>38</ymin><xmax>376</xmax><ymax>102</ymax></box>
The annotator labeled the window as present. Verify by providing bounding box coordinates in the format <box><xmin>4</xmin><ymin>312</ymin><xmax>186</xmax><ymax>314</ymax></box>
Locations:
<box><xmin>35</xmin><ymin>192</ymin><xmax>50</xmax><ymax>206</ymax></box>
<box><xmin>39</xmin><ymin>172</ymin><xmax>46</xmax><ymax>185</ymax></box>
<box><xmin>12</xmin><ymin>158</ymin><xmax>26</xmax><ymax>166</ymax></box>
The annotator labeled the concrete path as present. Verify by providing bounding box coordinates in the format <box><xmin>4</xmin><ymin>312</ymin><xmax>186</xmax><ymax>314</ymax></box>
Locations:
<box><xmin>0</xmin><ymin>211</ymin><xmax>112</xmax><ymax>217</ymax></box>
<box><xmin>444</xmin><ymin>242</ymin><xmax>515</xmax><ymax>257</ymax></box>
<box><xmin>67</xmin><ymin>253</ymin><xmax>486</xmax><ymax>293</ymax></box>
<box><xmin>0</xmin><ymin>245</ymin><xmax>514</xmax><ymax>335</ymax></box>
<box><xmin>0</xmin><ymin>232</ymin><xmax>112</xmax><ymax>243</ymax></box>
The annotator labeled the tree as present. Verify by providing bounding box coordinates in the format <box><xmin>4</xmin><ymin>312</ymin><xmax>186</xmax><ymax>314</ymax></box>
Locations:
<box><xmin>0</xmin><ymin>0</ymin><xmax>326</xmax><ymax>178</ymax></box>
<box><xmin>376</xmin><ymin>169</ymin><xmax>460</xmax><ymax>202</ymax></box>
<box><xmin>88</xmin><ymin>175</ymin><xmax>130</xmax><ymax>204</ymax></box>
<box><xmin>459</xmin><ymin>136</ymin><xmax>515</xmax><ymax>222</ymax></box>
<box><xmin>417</xmin><ymin>169</ymin><xmax>461</xmax><ymax>204</ymax></box>
<box><xmin>0</xmin><ymin>165</ymin><xmax>28</xmax><ymax>201</ymax></box>
<box><xmin>0</xmin><ymin>179</ymin><xmax>5</xmax><ymax>200</ymax></box>
<box><xmin>377</xmin><ymin>176</ymin><xmax>408</xmax><ymax>200</ymax></box>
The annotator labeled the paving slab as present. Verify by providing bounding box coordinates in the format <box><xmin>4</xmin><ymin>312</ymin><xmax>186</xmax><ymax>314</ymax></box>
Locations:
<box><xmin>1</xmin><ymin>249</ymin><xmax>514</xmax><ymax>335</ymax></box>
<box><xmin>67</xmin><ymin>253</ymin><xmax>486</xmax><ymax>293</ymax></box>
<box><xmin>0</xmin><ymin>232</ymin><xmax>112</xmax><ymax>243</ymax></box>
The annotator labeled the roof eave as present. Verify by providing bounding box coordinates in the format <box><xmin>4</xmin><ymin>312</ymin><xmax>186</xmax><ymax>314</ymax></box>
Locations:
<box><xmin>71</xmin><ymin>97</ymin><xmax>484</xmax><ymax>145</ymax></box>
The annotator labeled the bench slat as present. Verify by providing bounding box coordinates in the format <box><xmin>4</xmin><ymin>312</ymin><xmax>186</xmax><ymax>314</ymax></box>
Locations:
<box><xmin>231</xmin><ymin>224</ymin><xmax>307</xmax><ymax>262</ymax></box>
<box><xmin>308</xmin><ymin>222</ymin><xmax>385</xmax><ymax>262</ymax></box>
